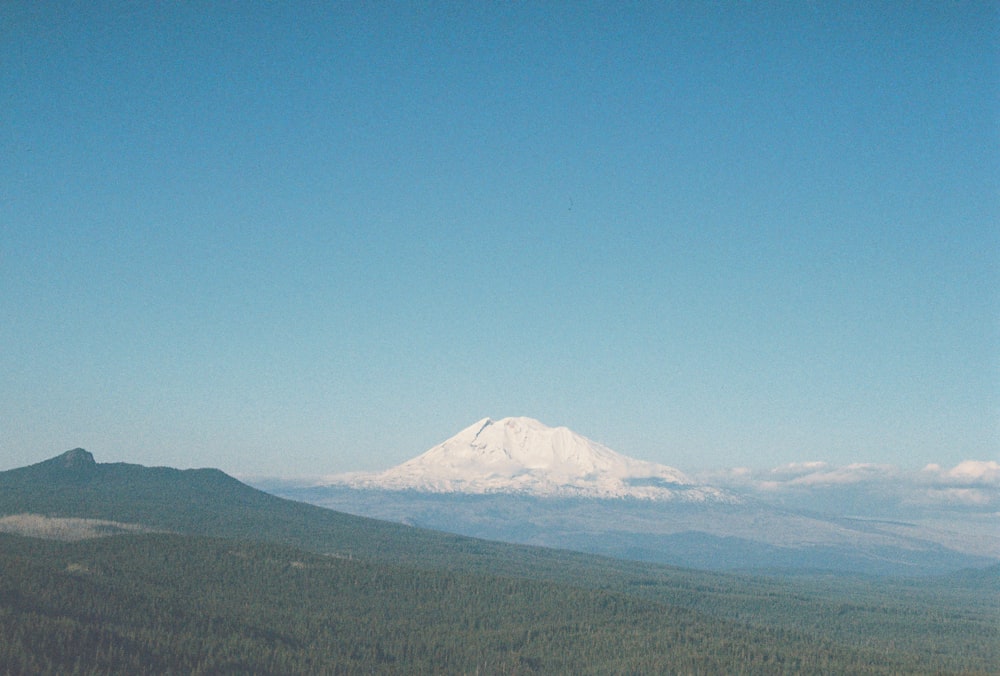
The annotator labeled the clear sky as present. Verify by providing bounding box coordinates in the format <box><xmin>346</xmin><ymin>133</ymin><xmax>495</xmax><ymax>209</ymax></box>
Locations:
<box><xmin>2</xmin><ymin>2</ymin><xmax>997</xmax><ymax>477</ymax></box>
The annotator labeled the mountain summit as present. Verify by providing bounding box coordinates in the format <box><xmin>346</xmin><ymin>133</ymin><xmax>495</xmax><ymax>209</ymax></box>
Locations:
<box><xmin>337</xmin><ymin>417</ymin><xmax>734</xmax><ymax>501</ymax></box>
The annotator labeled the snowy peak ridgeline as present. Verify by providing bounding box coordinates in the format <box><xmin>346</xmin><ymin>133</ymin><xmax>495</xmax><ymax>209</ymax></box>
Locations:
<box><xmin>400</xmin><ymin>417</ymin><xmax>688</xmax><ymax>485</ymax></box>
<box><xmin>340</xmin><ymin>417</ymin><xmax>736</xmax><ymax>502</ymax></box>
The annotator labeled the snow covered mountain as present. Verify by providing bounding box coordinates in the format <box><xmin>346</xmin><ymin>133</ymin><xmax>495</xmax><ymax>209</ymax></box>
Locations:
<box><xmin>334</xmin><ymin>417</ymin><xmax>735</xmax><ymax>502</ymax></box>
<box><xmin>258</xmin><ymin>418</ymin><xmax>997</xmax><ymax>574</ymax></box>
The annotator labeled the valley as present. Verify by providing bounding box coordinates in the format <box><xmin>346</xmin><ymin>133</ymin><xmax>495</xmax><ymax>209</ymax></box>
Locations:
<box><xmin>259</xmin><ymin>485</ymin><xmax>996</xmax><ymax>575</ymax></box>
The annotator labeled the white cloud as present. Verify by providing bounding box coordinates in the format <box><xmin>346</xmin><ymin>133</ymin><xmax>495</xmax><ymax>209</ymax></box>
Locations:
<box><xmin>696</xmin><ymin>459</ymin><xmax>1000</xmax><ymax>515</ymax></box>
<box><xmin>771</xmin><ymin>460</ymin><xmax>830</xmax><ymax>473</ymax></box>
<box><xmin>783</xmin><ymin>462</ymin><xmax>898</xmax><ymax>487</ymax></box>
<box><xmin>921</xmin><ymin>460</ymin><xmax>1000</xmax><ymax>485</ymax></box>
<box><xmin>696</xmin><ymin>461</ymin><xmax>896</xmax><ymax>488</ymax></box>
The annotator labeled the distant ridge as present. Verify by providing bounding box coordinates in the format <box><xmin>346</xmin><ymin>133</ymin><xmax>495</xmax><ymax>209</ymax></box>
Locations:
<box><xmin>334</xmin><ymin>417</ymin><xmax>737</xmax><ymax>502</ymax></box>
<box><xmin>39</xmin><ymin>448</ymin><xmax>96</xmax><ymax>471</ymax></box>
<box><xmin>5</xmin><ymin>448</ymin><xmax>99</xmax><ymax>482</ymax></box>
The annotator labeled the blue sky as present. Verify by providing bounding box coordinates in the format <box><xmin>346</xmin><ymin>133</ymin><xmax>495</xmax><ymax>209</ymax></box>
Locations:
<box><xmin>2</xmin><ymin>2</ymin><xmax>996</xmax><ymax>477</ymax></box>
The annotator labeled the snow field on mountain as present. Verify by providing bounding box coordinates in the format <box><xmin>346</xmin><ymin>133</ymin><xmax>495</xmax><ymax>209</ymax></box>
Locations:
<box><xmin>332</xmin><ymin>417</ymin><xmax>736</xmax><ymax>502</ymax></box>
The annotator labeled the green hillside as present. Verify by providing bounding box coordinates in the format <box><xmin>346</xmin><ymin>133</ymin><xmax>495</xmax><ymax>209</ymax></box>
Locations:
<box><xmin>1</xmin><ymin>450</ymin><xmax>996</xmax><ymax>674</ymax></box>
<box><xmin>0</xmin><ymin>449</ymin><xmax>637</xmax><ymax>576</ymax></box>
<box><xmin>2</xmin><ymin>532</ymin><xmax>987</xmax><ymax>675</ymax></box>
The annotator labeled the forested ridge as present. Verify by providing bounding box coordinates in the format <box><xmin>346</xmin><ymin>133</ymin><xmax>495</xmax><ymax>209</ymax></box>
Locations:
<box><xmin>2</xmin><ymin>532</ymin><xmax>996</xmax><ymax>675</ymax></box>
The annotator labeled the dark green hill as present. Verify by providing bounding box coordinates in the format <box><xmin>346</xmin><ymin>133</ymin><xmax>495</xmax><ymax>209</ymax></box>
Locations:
<box><xmin>1</xmin><ymin>531</ymin><xmax>945</xmax><ymax>675</ymax></box>
<box><xmin>0</xmin><ymin>449</ymin><xmax>496</xmax><ymax>568</ymax></box>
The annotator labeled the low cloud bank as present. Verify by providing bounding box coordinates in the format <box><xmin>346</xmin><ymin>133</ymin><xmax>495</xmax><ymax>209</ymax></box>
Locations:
<box><xmin>696</xmin><ymin>460</ymin><xmax>1000</xmax><ymax>515</ymax></box>
<box><xmin>922</xmin><ymin>460</ymin><xmax>1000</xmax><ymax>484</ymax></box>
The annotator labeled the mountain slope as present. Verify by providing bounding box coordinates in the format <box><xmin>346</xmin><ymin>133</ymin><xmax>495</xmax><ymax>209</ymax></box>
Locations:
<box><xmin>9</xmin><ymin>532</ymin><xmax>995</xmax><ymax>675</ymax></box>
<box><xmin>338</xmin><ymin>417</ymin><xmax>733</xmax><ymax>501</ymax></box>
<box><xmin>0</xmin><ymin>448</ymin><xmax>526</xmax><ymax>571</ymax></box>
